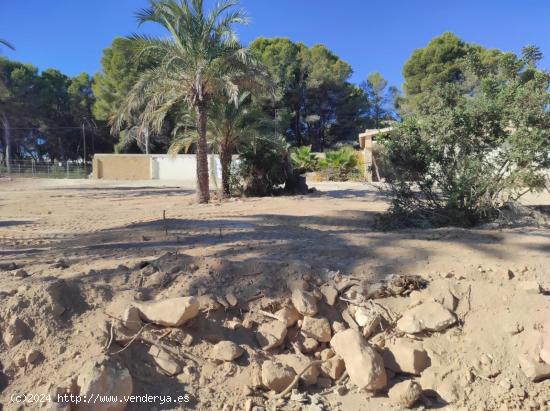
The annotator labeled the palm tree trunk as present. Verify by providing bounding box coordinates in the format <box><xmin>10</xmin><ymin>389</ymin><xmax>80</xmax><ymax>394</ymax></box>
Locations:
<box><xmin>220</xmin><ymin>142</ymin><xmax>232</xmax><ymax>198</ymax></box>
<box><xmin>195</xmin><ymin>102</ymin><xmax>210</xmax><ymax>203</ymax></box>
<box><xmin>1</xmin><ymin>112</ymin><xmax>11</xmax><ymax>174</ymax></box>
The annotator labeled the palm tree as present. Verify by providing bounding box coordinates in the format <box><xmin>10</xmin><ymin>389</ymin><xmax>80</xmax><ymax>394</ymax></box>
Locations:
<box><xmin>0</xmin><ymin>39</ymin><xmax>15</xmax><ymax>51</ymax></box>
<box><xmin>114</xmin><ymin>0</ymin><xmax>268</xmax><ymax>203</ymax></box>
<box><xmin>169</xmin><ymin>92</ymin><xmax>270</xmax><ymax>196</ymax></box>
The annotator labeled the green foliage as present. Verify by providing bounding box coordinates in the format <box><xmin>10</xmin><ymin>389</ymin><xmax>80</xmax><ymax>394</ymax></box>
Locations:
<box><xmin>291</xmin><ymin>145</ymin><xmax>318</xmax><ymax>173</ymax></box>
<box><xmin>1</xmin><ymin>57</ymin><xmax>112</xmax><ymax>163</ymax></box>
<box><xmin>361</xmin><ymin>72</ymin><xmax>398</xmax><ymax>128</ymax></box>
<box><xmin>318</xmin><ymin>146</ymin><xmax>360</xmax><ymax>181</ymax></box>
<box><xmin>235</xmin><ymin>136</ymin><xmax>289</xmax><ymax>196</ymax></box>
<box><xmin>380</xmin><ymin>54</ymin><xmax>550</xmax><ymax>228</ymax></box>
<box><xmin>249</xmin><ymin>38</ymin><xmax>368</xmax><ymax>150</ymax></box>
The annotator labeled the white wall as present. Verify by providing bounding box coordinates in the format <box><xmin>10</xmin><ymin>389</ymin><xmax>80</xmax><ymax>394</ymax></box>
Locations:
<box><xmin>151</xmin><ymin>154</ymin><xmax>222</xmax><ymax>186</ymax></box>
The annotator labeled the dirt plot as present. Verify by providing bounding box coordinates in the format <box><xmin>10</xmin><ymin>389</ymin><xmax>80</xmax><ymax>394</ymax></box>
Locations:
<box><xmin>0</xmin><ymin>178</ymin><xmax>549</xmax><ymax>410</ymax></box>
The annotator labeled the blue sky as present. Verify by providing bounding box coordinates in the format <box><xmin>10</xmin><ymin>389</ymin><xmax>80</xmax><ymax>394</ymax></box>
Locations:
<box><xmin>1</xmin><ymin>0</ymin><xmax>549</xmax><ymax>89</ymax></box>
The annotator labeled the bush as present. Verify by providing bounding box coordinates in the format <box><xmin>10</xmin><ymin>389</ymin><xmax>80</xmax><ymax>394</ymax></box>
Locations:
<box><xmin>378</xmin><ymin>68</ymin><xmax>550</xmax><ymax>228</ymax></box>
<box><xmin>319</xmin><ymin>146</ymin><xmax>360</xmax><ymax>181</ymax></box>
<box><xmin>233</xmin><ymin>136</ymin><xmax>289</xmax><ymax>196</ymax></box>
<box><xmin>291</xmin><ymin>145</ymin><xmax>319</xmax><ymax>173</ymax></box>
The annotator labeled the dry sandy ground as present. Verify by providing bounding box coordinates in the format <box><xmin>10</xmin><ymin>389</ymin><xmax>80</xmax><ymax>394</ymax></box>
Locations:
<box><xmin>0</xmin><ymin>178</ymin><xmax>549</xmax><ymax>410</ymax></box>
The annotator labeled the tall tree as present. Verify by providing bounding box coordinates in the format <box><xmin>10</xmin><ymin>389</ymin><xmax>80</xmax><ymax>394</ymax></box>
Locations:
<box><xmin>170</xmin><ymin>92</ymin><xmax>270</xmax><ymax>196</ymax></box>
<box><xmin>114</xmin><ymin>0</ymin><xmax>267</xmax><ymax>203</ymax></box>
<box><xmin>361</xmin><ymin>72</ymin><xmax>397</xmax><ymax>129</ymax></box>
<box><xmin>250</xmin><ymin>38</ymin><xmax>367</xmax><ymax>150</ymax></box>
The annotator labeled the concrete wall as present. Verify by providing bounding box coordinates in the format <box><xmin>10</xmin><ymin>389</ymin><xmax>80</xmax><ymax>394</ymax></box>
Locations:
<box><xmin>92</xmin><ymin>153</ymin><xmax>227</xmax><ymax>183</ymax></box>
<box><xmin>151</xmin><ymin>154</ymin><xmax>222</xmax><ymax>185</ymax></box>
<box><xmin>92</xmin><ymin>154</ymin><xmax>152</xmax><ymax>180</ymax></box>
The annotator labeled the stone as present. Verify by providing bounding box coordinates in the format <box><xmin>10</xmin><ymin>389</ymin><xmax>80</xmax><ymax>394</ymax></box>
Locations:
<box><xmin>276</xmin><ymin>354</ymin><xmax>320</xmax><ymax>386</ymax></box>
<box><xmin>301</xmin><ymin>316</ymin><xmax>332</xmax><ymax>343</ymax></box>
<box><xmin>355</xmin><ymin>307</ymin><xmax>383</xmax><ymax>339</ymax></box>
<box><xmin>75</xmin><ymin>356</ymin><xmax>132</xmax><ymax>411</ymax></box>
<box><xmin>332</xmin><ymin>321</ymin><xmax>346</xmax><ymax>333</ymax></box>
<box><xmin>382</xmin><ymin>338</ymin><xmax>430</xmax><ymax>375</ymax></box>
<box><xmin>120</xmin><ymin>306</ymin><xmax>142</xmax><ymax>333</ymax></box>
<box><xmin>320</xmin><ymin>356</ymin><xmax>345</xmax><ymax>380</ymax></box>
<box><xmin>291</xmin><ymin>289</ymin><xmax>318</xmax><ymax>316</ymax></box>
<box><xmin>296</xmin><ymin>333</ymin><xmax>320</xmax><ymax>353</ymax></box>
<box><xmin>14</xmin><ymin>269</ymin><xmax>29</xmax><ymax>278</ymax></box>
<box><xmin>519</xmin><ymin>356</ymin><xmax>550</xmax><ymax>382</ymax></box>
<box><xmin>26</xmin><ymin>349</ymin><xmax>41</xmax><ymax>364</ymax></box>
<box><xmin>388</xmin><ymin>380</ymin><xmax>423</xmax><ymax>408</ymax></box>
<box><xmin>396</xmin><ymin>302</ymin><xmax>456</xmax><ymax>333</ymax></box>
<box><xmin>136</xmin><ymin>297</ymin><xmax>199</xmax><ymax>327</ymax></box>
<box><xmin>261</xmin><ymin>360</ymin><xmax>296</xmax><ymax>393</ymax></box>
<box><xmin>517</xmin><ymin>281</ymin><xmax>541</xmax><ymax>294</ymax></box>
<box><xmin>196</xmin><ymin>294</ymin><xmax>221</xmax><ymax>311</ymax></box>
<box><xmin>257</xmin><ymin>321</ymin><xmax>287</xmax><ymax>350</ymax></box>
<box><xmin>274</xmin><ymin>306</ymin><xmax>302</xmax><ymax>327</ymax></box>
<box><xmin>148</xmin><ymin>345</ymin><xmax>182</xmax><ymax>375</ymax></box>
<box><xmin>211</xmin><ymin>341</ymin><xmax>244</xmax><ymax>362</ymax></box>
<box><xmin>341</xmin><ymin>309</ymin><xmax>359</xmax><ymax>330</ymax></box>
<box><xmin>320</xmin><ymin>284</ymin><xmax>338</xmax><ymax>306</ymax></box>
<box><xmin>330</xmin><ymin>329</ymin><xmax>387</xmax><ymax>391</ymax></box>
<box><xmin>320</xmin><ymin>348</ymin><xmax>335</xmax><ymax>361</ymax></box>
<box><xmin>4</xmin><ymin>317</ymin><xmax>27</xmax><ymax>347</ymax></box>
<box><xmin>225</xmin><ymin>293</ymin><xmax>238</xmax><ymax>307</ymax></box>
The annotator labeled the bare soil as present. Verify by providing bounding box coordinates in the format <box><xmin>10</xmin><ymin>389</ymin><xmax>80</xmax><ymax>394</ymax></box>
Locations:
<box><xmin>0</xmin><ymin>178</ymin><xmax>549</xmax><ymax>410</ymax></box>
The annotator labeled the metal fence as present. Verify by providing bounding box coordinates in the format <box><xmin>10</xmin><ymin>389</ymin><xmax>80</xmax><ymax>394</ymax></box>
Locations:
<box><xmin>0</xmin><ymin>160</ymin><xmax>90</xmax><ymax>179</ymax></box>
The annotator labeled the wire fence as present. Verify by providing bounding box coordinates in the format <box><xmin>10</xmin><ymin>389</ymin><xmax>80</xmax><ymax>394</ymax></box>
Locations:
<box><xmin>0</xmin><ymin>160</ymin><xmax>91</xmax><ymax>179</ymax></box>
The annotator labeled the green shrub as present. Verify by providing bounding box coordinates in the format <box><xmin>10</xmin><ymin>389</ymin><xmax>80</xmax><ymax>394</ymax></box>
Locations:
<box><xmin>291</xmin><ymin>145</ymin><xmax>319</xmax><ymax>173</ymax></box>
<box><xmin>378</xmin><ymin>68</ymin><xmax>550</xmax><ymax>228</ymax></box>
<box><xmin>234</xmin><ymin>136</ymin><xmax>288</xmax><ymax>196</ymax></box>
<box><xmin>319</xmin><ymin>146</ymin><xmax>360</xmax><ymax>181</ymax></box>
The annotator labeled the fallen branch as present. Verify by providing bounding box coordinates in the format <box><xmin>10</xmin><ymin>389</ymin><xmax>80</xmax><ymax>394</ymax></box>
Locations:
<box><xmin>109</xmin><ymin>324</ymin><xmax>150</xmax><ymax>356</ymax></box>
<box><xmin>270</xmin><ymin>360</ymin><xmax>325</xmax><ymax>399</ymax></box>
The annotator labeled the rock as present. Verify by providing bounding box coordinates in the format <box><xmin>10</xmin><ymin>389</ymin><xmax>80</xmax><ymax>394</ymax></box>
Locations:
<box><xmin>396</xmin><ymin>302</ymin><xmax>456</xmax><ymax>333</ymax></box>
<box><xmin>196</xmin><ymin>294</ymin><xmax>221</xmax><ymax>311</ymax></box>
<box><xmin>211</xmin><ymin>341</ymin><xmax>244</xmax><ymax>362</ymax></box>
<box><xmin>75</xmin><ymin>356</ymin><xmax>133</xmax><ymax>411</ymax></box>
<box><xmin>291</xmin><ymin>289</ymin><xmax>318</xmax><ymax>316</ymax></box>
<box><xmin>517</xmin><ymin>281</ymin><xmax>541</xmax><ymax>294</ymax></box>
<box><xmin>276</xmin><ymin>354</ymin><xmax>319</xmax><ymax>385</ymax></box>
<box><xmin>320</xmin><ymin>284</ymin><xmax>338</xmax><ymax>306</ymax></box>
<box><xmin>332</xmin><ymin>321</ymin><xmax>346</xmax><ymax>333</ymax></box>
<box><xmin>320</xmin><ymin>348</ymin><xmax>335</xmax><ymax>361</ymax></box>
<box><xmin>148</xmin><ymin>345</ymin><xmax>181</xmax><ymax>375</ymax></box>
<box><xmin>504</xmin><ymin>269</ymin><xmax>515</xmax><ymax>280</ymax></box>
<box><xmin>120</xmin><ymin>306</ymin><xmax>142</xmax><ymax>333</ymax></box>
<box><xmin>330</xmin><ymin>329</ymin><xmax>387</xmax><ymax>391</ymax></box>
<box><xmin>301</xmin><ymin>316</ymin><xmax>332</xmax><ymax>343</ymax></box>
<box><xmin>320</xmin><ymin>356</ymin><xmax>345</xmax><ymax>380</ymax></box>
<box><xmin>354</xmin><ymin>307</ymin><xmax>383</xmax><ymax>339</ymax></box>
<box><xmin>261</xmin><ymin>360</ymin><xmax>296</xmax><ymax>393</ymax></box>
<box><xmin>14</xmin><ymin>269</ymin><xmax>29</xmax><ymax>278</ymax></box>
<box><xmin>388</xmin><ymin>380</ymin><xmax>422</xmax><ymax>408</ymax></box>
<box><xmin>274</xmin><ymin>306</ymin><xmax>302</xmax><ymax>327</ymax></box>
<box><xmin>225</xmin><ymin>293</ymin><xmax>238</xmax><ymax>307</ymax></box>
<box><xmin>382</xmin><ymin>338</ymin><xmax>430</xmax><ymax>375</ymax></box>
<box><xmin>257</xmin><ymin>321</ymin><xmax>287</xmax><ymax>350</ymax></box>
<box><xmin>341</xmin><ymin>309</ymin><xmax>359</xmax><ymax>330</ymax></box>
<box><xmin>4</xmin><ymin>317</ymin><xmax>27</xmax><ymax>347</ymax></box>
<box><xmin>296</xmin><ymin>333</ymin><xmax>320</xmax><ymax>354</ymax></box>
<box><xmin>26</xmin><ymin>349</ymin><xmax>41</xmax><ymax>364</ymax></box>
<box><xmin>52</xmin><ymin>258</ymin><xmax>69</xmax><ymax>269</ymax></box>
<box><xmin>518</xmin><ymin>328</ymin><xmax>550</xmax><ymax>381</ymax></box>
<box><xmin>0</xmin><ymin>262</ymin><xmax>17</xmax><ymax>271</ymax></box>
<box><xmin>136</xmin><ymin>297</ymin><xmax>199</xmax><ymax>327</ymax></box>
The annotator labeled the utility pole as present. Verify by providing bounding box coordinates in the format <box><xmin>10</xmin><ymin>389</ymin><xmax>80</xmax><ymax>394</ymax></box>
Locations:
<box><xmin>81</xmin><ymin>123</ymin><xmax>86</xmax><ymax>164</ymax></box>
